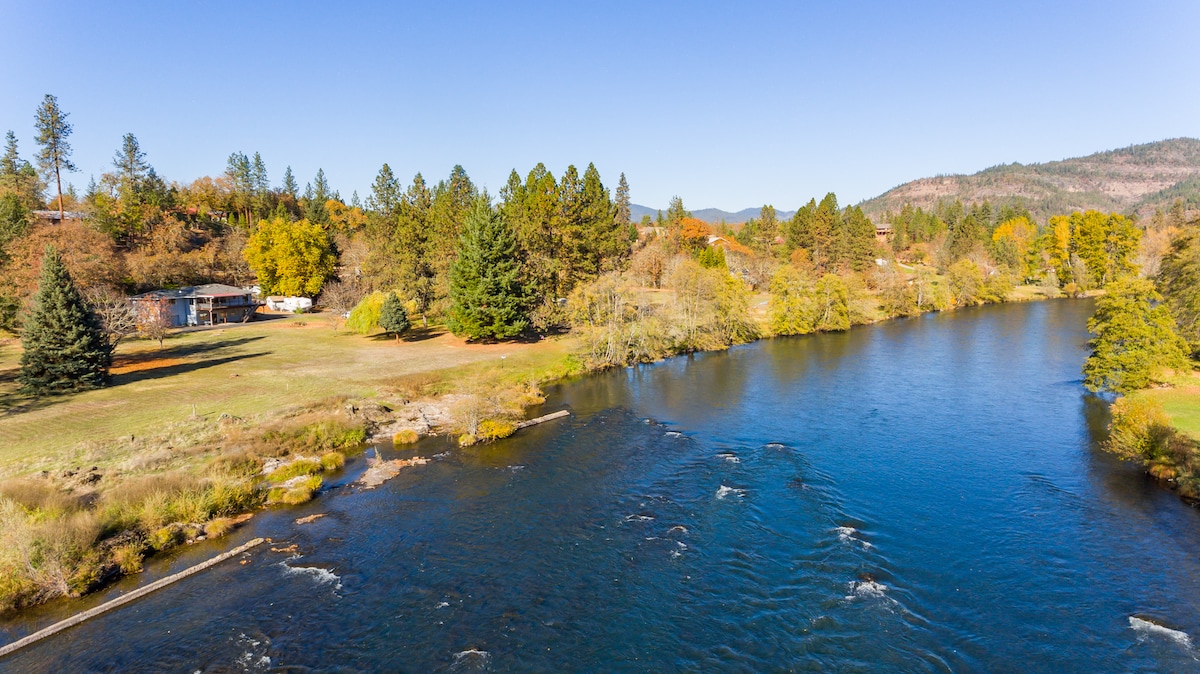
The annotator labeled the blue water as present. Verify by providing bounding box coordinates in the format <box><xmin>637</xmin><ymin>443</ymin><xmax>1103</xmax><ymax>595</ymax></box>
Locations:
<box><xmin>4</xmin><ymin>299</ymin><xmax>1200</xmax><ymax>672</ymax></box>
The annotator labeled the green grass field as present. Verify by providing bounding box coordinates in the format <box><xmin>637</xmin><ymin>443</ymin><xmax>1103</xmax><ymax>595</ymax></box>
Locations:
<box><xmin>1145</xmin><ymin>378</ymin><xmax>1200</xmax><ymax>442</ymax></box>
<box><xmin>0</xmin><ymin>313</ymin><xmax>574</xmax><ymax>476</ymax></box>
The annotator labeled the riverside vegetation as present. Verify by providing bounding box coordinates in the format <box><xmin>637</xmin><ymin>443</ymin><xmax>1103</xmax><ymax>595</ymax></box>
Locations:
<box><xmin>2</xmin><ymin>94</ymin><xmax>1200</xmax><ymax>612</ymax></box>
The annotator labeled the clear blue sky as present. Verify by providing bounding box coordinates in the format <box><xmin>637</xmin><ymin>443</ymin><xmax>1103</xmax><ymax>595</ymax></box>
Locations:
<box><xmin>2</xmin><ymin>1</ymin><xmax>1198</xmax><ymax>211</ymax></box>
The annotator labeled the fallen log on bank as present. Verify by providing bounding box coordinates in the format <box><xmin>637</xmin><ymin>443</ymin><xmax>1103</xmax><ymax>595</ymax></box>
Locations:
<box><xmin>516</xmin><ymin>409</ymin><xmax>571</xmax><ymax>429</ymax></box>
<box><xmin>0</xmin><ymin>537</ymin><xmax>268</xmax><ymax>659</ymax></box>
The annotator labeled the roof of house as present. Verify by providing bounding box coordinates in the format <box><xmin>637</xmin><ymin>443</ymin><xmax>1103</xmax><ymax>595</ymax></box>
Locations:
<box><xmin>32</xmin><ymin>210</ymin><xmax>87</xmax><ymax>220</ymax></box>
<box><xmin>131</xmin><ymin>284</ymin><xmax>253</xmax><ymax>300</ymax></box>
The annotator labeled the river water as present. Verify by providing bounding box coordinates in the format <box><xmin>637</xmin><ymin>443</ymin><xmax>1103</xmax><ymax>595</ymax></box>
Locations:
<box><xmin>4</xmin><ymin>300</ymin><xmax>1200</xmax><ymax>672</ymax></box>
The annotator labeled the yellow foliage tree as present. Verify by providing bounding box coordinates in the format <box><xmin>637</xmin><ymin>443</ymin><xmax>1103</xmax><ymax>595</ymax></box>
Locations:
<box><xmin>243</xmin><ymin>217</ymin><xmax>336</xmax><ymax>297</ymax></box>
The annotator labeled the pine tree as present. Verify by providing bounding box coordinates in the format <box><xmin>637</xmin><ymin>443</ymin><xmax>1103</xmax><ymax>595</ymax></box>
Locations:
<box><xmin>19</xmin><ymin>247</ymin><xmax>111</xmax><ymax>394</ymax></box>
<box><xmin>615</xmin><ymin>172</ymin><xmax>631</xmax><ymax>226</ymax></box>
<box><xmin>379</xmin><ymin>291</ymin><xmax>411</xmax><ymax>342</ymax></box>
<box><xmin>33</xmin><ymin>95</ymin><xmax>76</xmax><ymax>219</ymax></box>
<box><xmin>369</xmin><ymin>163</ymin><xmax>401</xmax><ymax>217</ymax></box>
<box><xmin>112</xmin><ymin>133</ymin><xmax>150</xmax><ymax>198</ymax></box>
<box><xmin>447</xmin><ymin>199</ymin><xmax>530</xmax><ymax>340</ymax></box>
<box><xmin>0</xmin><ymin>131</ymin><xmax>41</xmax><ymax>206</ymax></box>
<box><xmin>282</xmin><ymin>166</ymin><xmax>299</xmax><ymax>200</ymax></box>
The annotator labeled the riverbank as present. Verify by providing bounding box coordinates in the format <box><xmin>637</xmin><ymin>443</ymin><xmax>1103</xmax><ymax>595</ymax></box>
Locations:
<box><xmin>0</xmin><ymin>282</ymin><xmax>1064</xmax><ymax>614</ymax></box>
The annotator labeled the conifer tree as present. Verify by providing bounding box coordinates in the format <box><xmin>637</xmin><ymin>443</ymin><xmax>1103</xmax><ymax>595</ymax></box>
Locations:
<box><xmin>282</xmin><ymin>166</ymin><xmax>299</xmax><ymax>200</ymax></box>
<box><xmin>447</xmin><ymin>199</ymin><xmax>530</xmax><ymax>340</ymax></box>
<box><xmin>369</xmin><ymin>163</ymin><xmax>401</xmax><ymax>217</ymax></box>
<box><xmin>1</xmin><ymin>131</ymin><xmax>41</xmax><ymax>207</ymax></box>
<box><xmin>112</xmin><ymin>133</ymin><xmax>149</xmax><ymax>198</ymax></box>
<box><xmin>615</xmin><ymin>172</ymin><xmax>631</xmax><ymax>226</ymax></box>
<box><xmin>19</xmin><ymin>247</ymin><xmax>111</xmax><ymax>394</ymax></box>
<box><xmin>33</xmin><ymin>95</ymin><xmax>76</xmax><ymax>219</ymax></box>
<box><xmin>379</xmin><ymin>291</ymin><xmax>410</xmax><ymax>342</ymax></box>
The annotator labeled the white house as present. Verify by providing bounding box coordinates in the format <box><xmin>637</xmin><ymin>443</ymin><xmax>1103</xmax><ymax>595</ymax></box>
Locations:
<box><xmin>265</xmin><ymin>296</ymin><xmax>313</xmax><ymax>312</ymax></box>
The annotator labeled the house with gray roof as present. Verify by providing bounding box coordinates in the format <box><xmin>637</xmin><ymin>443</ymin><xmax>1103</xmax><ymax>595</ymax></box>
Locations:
<box><xmin>129</xmin><ymin>284</ymin><xmax>260</xmax><ymax>327</ymax></box>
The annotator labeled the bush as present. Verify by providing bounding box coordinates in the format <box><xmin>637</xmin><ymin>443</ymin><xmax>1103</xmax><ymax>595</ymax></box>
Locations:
<box><xmin>320</xmin><ymin>452</ymin><xmax>346</xmax><ymax>471</ymax></box>
<box><xmin>267</xmin><ymin>458</ymin><xmax>323</xmax><ymax>483</ymax></box>
<box><xmin>149</xmin><ymin>524</ymin><xmax>185</xmax><ymax>551</ymax></box>
<box><xmin>458</xmin><ymin>433</ymin><xmax>478</xmax><ymax>447</ymax></box>
<box><xmin>112</xmin><ymin>542</ymin><xmax>145</xmax><ymax>574</ymax></box>
<box><xmin>1107</xmin><ymin>396</ymin><xmax>1174</xmax><ymax>461</ymax></box>
<box><xmin>267</xmin><ymin>476</ymin><xmax>322</xmax><ymax>505</ymax></box>
<box><xmin>203</xmin><ymin>517</ymin><xmax>236</xmax><ymax>538</ymax></box>
<box><xmin>261</xmin><ymin>417</ymin><xmax>367</xmax><ymax>455</ymax></box>
<box><xmin>393</xmin><ymin>429</ymin><xmax>419</xmax><ymax>445</ymax></box>
<box><xmin>345</xmin><ymin>291</ymin><xmax>386</xmax><ymax>335</ymax></box>
<box><xmin>477</xmin><ymin>419</ymin><xmax>517</xmax><ymax>442</ymax></box>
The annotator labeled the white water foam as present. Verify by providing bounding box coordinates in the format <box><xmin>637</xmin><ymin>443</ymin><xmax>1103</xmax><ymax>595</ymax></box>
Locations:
<box><xmin>281</xmin><ymin>562</ymin><xmax>342</xmax><ymax>590</ymax></box>
<box><xmin>716</xmin><ymin>485</ymin><xmax>746</xmax><ymax>499</ymax></box>
<box><xmin>1130</xmin><ymin>616</ymin><xmax>1194</xmax><ymax>649</ymax></box>
<box><xmin>668</xmin><ymin>525</ymin><xmax>688</xmax><ymax>534</ymax></box>
<box><xmin>625</xmin><ymin>514</ymin><xmax>655</xmax><ymax>522</ymax></box>
<box><xmin>717</xmin><ymin>452</ymin><xmax>741</xmax><ymax>463</ymax></box>
<box><xmin>452</xmin><ymin>649</ymin><xmax>492</xmax><ymax>670</ymax></box>
<box><xmin>845</xmin><ymin>580</ymin><xmax>888</xmax><ymax>600</ymax></box>
<box><xmin>834</xmin><ymin>526</ymin><xmax>874</xmax><ymax>549</ymax></box>
<box><xmin>436</xmin><ymin>601</ymin><xmax>450</xmax><ymax>609</ymax></box>
<box><xmin>665</xmin><ymin>431</ymin><xmax>684</xmax><ymax>438</ymax></box>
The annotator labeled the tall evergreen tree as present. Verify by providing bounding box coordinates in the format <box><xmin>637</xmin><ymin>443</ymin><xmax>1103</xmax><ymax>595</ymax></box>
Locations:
<box><xmin>250</xmin><ymin>152</ymin><xmax>269</xmax><ymax>216</ymax></box>
<box><xmin>282</xmin><ymin>166</ymin><xmax>299</xmax><ymax>200</ymax></box>
<box><xmin>112</xmin><ymin>133</ymin><xmax>150</xmax><ymax>198</ymax></box>
<box><xmin>379</xmin><ymin>291</ymin><xmax>411</xmax><ymax>342</ymax></box>
<box><xmin>369</xmin><ymin>163</ymin><xmax>401</xmax><ymax>217</ymax></box>
<box><xmin>447</xmin><ymin>199</ymin><xmax>530</xmax><ymax>340</ymax></box>
<box><xmin>33</xmin><ymin>94</ymin><xmax>76</xmax><ymax>219</ymax></box>
<box><xmin>505</xmin><ymin>163</ymin><xmax>560</xmax><ymax>306</ymax></box>
<box><xmin>615</xmin><ymin>172</ymin><xmax>631</xmax><ymax>226</ymax></box>
<box><xmin>0</xmin><ymin>130</ymin><xmax>41</xmax><ymax>207</ymax></box>
<box><xmin>19</xmin><ymin>247</ymin><xmax>111</xmax><ymax>394</ymax></box>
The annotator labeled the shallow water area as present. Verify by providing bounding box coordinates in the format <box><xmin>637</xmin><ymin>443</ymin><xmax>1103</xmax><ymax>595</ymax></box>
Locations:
<box><xmin>4</xmin><ymin>300</ymin><xmax>1200</xmax><ymax>672</ymax></box>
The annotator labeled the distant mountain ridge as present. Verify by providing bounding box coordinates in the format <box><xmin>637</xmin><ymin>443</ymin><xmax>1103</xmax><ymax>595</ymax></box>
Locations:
<box><xmin>633</xmin><ymin>138</ymin><xmax>1200</xmax><ymax>226</ymax></box>
<box><xmin>629</xmin><ymin>204</ymin><xmax>795</xmax><ymax>226</ymax></box>
<box><xmin>857</xmin><ymin>138</ymin><xmax>1200</xmax><ymax>222</ymax></box>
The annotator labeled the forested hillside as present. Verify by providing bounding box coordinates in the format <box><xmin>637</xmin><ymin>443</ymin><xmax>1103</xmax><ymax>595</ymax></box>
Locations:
<box><xmin>859</xmin><ymin>138</ymin><xmax>1200</xmax><ymax>223</ymax></box>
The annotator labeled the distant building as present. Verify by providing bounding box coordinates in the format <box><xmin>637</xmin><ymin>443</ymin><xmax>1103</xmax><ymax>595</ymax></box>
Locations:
<box><xmin>129</xmin><ymin>284</ymin><xmax>259</xmax><ymax>327</ymax></box>
<box><xmin>875</xmin><ymin>224</ymin><xmax>893</xmax><ymax>244</ymax></box>
<box><xmin>31</xmin><ymin>210</ymin><xmax>87</xmax><ymax>226</ymax></box>
<box><xmin>265</xmin><ymin>296</ymin><xmax>313</xmax><ymax>313</ymax></box>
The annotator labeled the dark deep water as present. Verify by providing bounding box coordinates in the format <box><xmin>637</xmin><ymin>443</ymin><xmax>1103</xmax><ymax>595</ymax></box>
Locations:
<box><xmin>5</xmin><ymin>300</ymin><xmax>1200</xmax><ymax>672</ymax></box>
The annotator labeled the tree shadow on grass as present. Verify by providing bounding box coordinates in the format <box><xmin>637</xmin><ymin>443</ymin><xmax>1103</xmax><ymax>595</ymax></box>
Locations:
<box><xmin>111</xmin><ymin>351</ymin><xmax>272</xmax><ymax>386</ymax></box>
<box><xmin>368</xmin><ymin>326</ymin><xmax>445</xmax><ymax>343</ymax></box>
<box><xmin>0</xmin><ymin>339</ymin><xmax>273</xmax><ymax>418</ymax></box>
<box><xmin>115</xmin><ymin>335</ymin><xmax>267</xmax><ymax>365</ymax></box>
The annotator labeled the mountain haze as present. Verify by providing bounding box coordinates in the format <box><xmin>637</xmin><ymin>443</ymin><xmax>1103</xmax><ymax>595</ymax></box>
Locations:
<box><xmin>858</xmin><ymin>138</ymin><xmax>1200</xmax><ymax>222</ymax></box>
<box><xmin>629</xmin><ymin>204</ymin><xmax>795</xmax><ymax>225</ymax></box>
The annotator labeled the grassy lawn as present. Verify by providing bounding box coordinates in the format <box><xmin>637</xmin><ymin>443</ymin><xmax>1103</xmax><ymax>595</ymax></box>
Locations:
<box><xmin>0</xmin><ymin>313</ymin><xmax>575</xmax><ymax>476</ymax></box>
<box><xmin>1144</xmin><ymin>373</ymin><xmax>1200</xmax><ymax>442</ymax></box>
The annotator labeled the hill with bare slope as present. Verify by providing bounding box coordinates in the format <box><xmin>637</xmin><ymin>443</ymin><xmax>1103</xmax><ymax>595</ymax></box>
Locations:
<box><xmin>858</xmin><ymin>138</ymin><xmax>1200</xmax><ymax>222</ymax></box>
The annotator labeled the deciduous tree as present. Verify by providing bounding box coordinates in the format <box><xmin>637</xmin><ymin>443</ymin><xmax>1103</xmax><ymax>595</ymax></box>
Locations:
<box><xmin>1083</xmin><ymin>277</ymin><xmax>1189</xmax><ymax>394</ymax></box>
<box><xmin>243</xmin><ymin>216</ymin><xmax>336</xmax><ymax>297</ymax></box>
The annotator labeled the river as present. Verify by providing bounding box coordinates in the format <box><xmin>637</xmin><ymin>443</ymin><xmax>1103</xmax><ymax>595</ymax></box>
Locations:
<box><xmin>4</xmin><ymin>299</ymin><xmax>1200</xmax><ymax>672</ymax></box>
